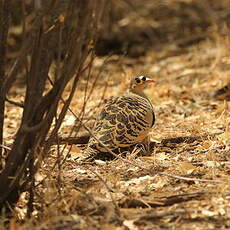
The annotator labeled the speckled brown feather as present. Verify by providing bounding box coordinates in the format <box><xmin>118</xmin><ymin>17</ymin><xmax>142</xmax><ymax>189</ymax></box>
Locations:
<box><xmin>79</xmin><ymin>76</ymin><xmax>155</xmax><ymax>162</ymax></box>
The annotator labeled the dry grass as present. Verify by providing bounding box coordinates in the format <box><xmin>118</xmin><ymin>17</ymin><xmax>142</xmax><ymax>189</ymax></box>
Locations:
<box><xmin>9</xmin><ymin>34</ymin><xmax>229</xmax><ymax>230</ymax></box>
<box><xmin>2</xmin><ymin>1</ymin><xmax>230</xmax><ymax>230</ymax></box>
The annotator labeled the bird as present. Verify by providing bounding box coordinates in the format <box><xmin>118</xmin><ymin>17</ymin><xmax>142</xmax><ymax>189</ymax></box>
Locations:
<box><xmin>79</xmin><ymin>75</ymin><xmax>155</xmax><ymax>162</ymax></box>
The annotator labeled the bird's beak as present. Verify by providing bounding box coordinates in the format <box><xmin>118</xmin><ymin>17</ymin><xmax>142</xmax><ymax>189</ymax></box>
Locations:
<box><xmin>145</xmin><ymin>78</ymin><xmax>155</xmax><ymax>83</ymax></box>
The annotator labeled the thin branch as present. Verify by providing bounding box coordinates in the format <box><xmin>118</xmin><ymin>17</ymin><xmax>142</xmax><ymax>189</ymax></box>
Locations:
<box><xmin>0</xmin><ymin>0</ymin><xmax>11</xmax><ymax>161</ymax></box>
<box><xmin>5</xmin><ymin>98</ymin><xmax>24</xmax><ymax>108</ymax></box>
<box><xmin>157</xmin><ymin>172</ymin><xmax>224</xmax><ymax>183</ymax></box>
<box><xmin>0</xmin><ymin>144</ymin><xmax>11</xmax><ymax>151</ymax></box>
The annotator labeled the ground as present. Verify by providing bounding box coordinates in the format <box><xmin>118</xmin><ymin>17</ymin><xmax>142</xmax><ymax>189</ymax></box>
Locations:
<box><xmin>4</xmin><ymin>1</ymin><xmax>230</xmax><ymax>229</ymax></box>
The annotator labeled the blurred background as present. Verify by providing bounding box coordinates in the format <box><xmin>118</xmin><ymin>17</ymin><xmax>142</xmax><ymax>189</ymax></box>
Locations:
<box><xmin>8</xmin><ymin>0</ymin><xmax>230</xmax><ymax>58</ymax></box>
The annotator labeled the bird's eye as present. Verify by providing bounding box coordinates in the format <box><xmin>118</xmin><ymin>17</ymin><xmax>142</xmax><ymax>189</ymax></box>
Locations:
<box><xmin>135</xmin><ymin>78</ymin><xmax>141</xmax><ymax>83</ymax></box>
<box><xmin>142</xmin><ymin>76</ymin><xmax>146</xmax><ymax>81</ymax></box>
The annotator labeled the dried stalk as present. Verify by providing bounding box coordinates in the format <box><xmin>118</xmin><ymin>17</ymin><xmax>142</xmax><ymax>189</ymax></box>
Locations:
<box><xmin>0</xmin><ymin>0</ymin><xmax>107</xmax><ymax>212</ymax></box>
<box><xmin>0</xmin><ymin>0</ymin><xmax>11</xmax><ymax>166</ymax></box>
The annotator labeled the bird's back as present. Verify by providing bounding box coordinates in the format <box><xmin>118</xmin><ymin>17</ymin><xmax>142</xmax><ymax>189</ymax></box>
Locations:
<box><xmin>81</xmin><ymin>92</ymin><xmax>155</xmax><ymax>161</ymax></box>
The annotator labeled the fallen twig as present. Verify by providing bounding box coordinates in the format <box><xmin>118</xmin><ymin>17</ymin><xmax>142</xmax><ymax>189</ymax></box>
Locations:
<box><xmin>160</xmin><ymin>132</ymin><xmax>224</xmax><ymax>145</ymax></box>
<box><xmin>5</xmin><ymin>98</ymin><xmax>24</xmax><ymax>108</ymax></box>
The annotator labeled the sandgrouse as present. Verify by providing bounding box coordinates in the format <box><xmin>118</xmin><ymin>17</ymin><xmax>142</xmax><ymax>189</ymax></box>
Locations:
<box><xmin>79</xmin><ymin>76</ymin><xmax>155</xmax><ymax>162</ymax></box>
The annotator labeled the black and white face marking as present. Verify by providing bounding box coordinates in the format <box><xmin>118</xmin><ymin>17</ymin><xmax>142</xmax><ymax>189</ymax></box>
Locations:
<box><xmin>132</xmin><ymin>76</ymin><xmax>155</xmax><ymax>90</ymax></box>
<box><xmin>135</xmin><ymin>76</ymin><xmax>147</xmax><ymax>84</ymax></box>
<box><xmin>130</xmin><ymin>76</ymin><xmax>155</xmax><ymax>92</ymax></box>
<box><xmin>141</xmin><ymin>76</ymin><xmax>146</xmax><ymax>81</ymax></box>
<box><xmin>135</xmin><ymin>77</ymin><xmax>141</xmax><ymax>84</ymax></box>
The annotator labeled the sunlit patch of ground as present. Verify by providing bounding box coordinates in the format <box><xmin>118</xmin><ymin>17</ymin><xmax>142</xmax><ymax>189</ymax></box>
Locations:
<box><xmin>5</xmin><ymin>2</ymin><xmax>230</xmax><ymax>229</ymax></box>
<box><xmin>15</xmin><ymin>35</ymin><xmax>230</xmax><ymax>230</ymax></box>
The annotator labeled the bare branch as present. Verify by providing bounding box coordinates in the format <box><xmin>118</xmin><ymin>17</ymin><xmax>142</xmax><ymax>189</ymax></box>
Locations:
<box><xmin>0</xmin><ymin>0</ymin><xmax>11</xmax><ymax>164</ymax></box>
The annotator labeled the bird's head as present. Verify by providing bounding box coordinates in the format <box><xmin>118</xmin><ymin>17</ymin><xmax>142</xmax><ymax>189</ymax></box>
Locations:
<box><xmin>129</xmin><ymin>76</ymin><xmax>155</xmax><ymax>95</ymax></box>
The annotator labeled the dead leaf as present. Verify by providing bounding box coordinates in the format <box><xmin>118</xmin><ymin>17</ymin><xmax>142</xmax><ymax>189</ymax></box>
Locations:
<box><xmin>176</xmin><ymin>162</ymin><xmax>196</xmax><ymax>174</ymax></box>
<box><xmin>123</xmin><ymin>220</ymin><xmax>139</xmax><ymax>230</ymax></box>
<box><xmin>219</xmin><ymin>130</ymin><xmax>230</xmax><ymax>142</ymax></box>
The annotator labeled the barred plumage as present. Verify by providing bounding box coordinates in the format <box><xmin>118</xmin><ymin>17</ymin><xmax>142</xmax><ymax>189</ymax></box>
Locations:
<box><xmin>78</xmin><ymin>76</ymin><xmax>155</xmax><ymax>162</ymax></box>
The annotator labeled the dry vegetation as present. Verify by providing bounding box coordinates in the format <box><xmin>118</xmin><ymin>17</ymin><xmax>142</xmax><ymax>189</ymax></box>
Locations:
<box><xmin>1</xmin><ymin>0</ymin><xmax>230</xmax><ymax>229</ymax></box>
